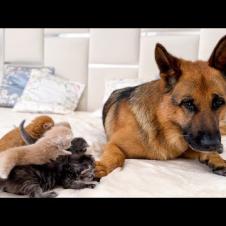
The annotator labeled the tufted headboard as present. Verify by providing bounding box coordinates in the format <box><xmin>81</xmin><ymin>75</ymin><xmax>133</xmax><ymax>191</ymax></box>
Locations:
<box><xmin>0</xmin><ymin>28</ymin><xmax>225</xmax><ymax>111</ymax></box>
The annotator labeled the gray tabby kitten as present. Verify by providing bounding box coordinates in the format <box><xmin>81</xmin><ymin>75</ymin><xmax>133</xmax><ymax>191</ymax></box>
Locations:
<box><xmin>0</xmin><ymin>123</ymin><xmax>97</xmax><ymax>198</ymax></box>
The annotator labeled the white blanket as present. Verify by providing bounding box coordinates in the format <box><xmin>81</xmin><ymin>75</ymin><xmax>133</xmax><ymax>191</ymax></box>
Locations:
<box><xmin>0</xmin><ymin>107</ymin><xmax>226</xmax><ymax>197</ymax></box>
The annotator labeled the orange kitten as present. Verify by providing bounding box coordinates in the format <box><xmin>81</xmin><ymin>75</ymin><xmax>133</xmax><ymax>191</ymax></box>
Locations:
<box><xmin>0</xmin><ymin>115</ymin><xmax>54</xmax><ymax>151</ymax></box>
<box><xmin>0</xmin><ymin>123</ymin><xmax>73</xmax><ymax>179</ymax></box>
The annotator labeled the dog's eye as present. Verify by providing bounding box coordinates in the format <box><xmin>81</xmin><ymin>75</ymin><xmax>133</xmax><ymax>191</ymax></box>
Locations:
<box><xmin>181</xmin><ymin>100</ymin><xmax>197</xmax><ymax>112</ymax></box>
<box><xmin>212</xmin><ymin>96</ymin><xmax>225</xmax><ymax>110</ymax></box>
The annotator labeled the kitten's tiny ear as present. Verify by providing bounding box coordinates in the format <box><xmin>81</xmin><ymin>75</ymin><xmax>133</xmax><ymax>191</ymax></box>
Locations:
<box><xmin>155</xmin><ymin>43</ymin><xmax>181</xmax><ymax>90</ymax></box>
<box><xmin>209</xmin><ymin>35</ymin><xmax>226</xmax><ymax>75</ymax></box>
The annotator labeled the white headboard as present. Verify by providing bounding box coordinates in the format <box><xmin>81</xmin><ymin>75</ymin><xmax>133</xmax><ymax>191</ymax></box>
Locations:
<box><xmin>0</xmin><ymin>28</ymin><xmax>226</xmax><ymax>111</ymax></box>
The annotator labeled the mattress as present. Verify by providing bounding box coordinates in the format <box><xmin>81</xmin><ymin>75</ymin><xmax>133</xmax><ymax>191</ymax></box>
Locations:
<box><xmin>0</xmin><ymin>107</ymin><xmax>226</xmax><ymax>197</ymax></box>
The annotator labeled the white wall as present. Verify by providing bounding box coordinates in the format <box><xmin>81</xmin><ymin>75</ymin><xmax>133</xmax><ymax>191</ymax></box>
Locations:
<box><xmin>0</xmin><ymin>29</ymin><xmax>225</xmax><ymax>111</ymax></box>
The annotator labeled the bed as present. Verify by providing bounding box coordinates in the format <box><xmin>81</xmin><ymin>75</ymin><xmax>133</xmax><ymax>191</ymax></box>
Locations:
<box><xmin>1</xmin><ymin>29</ymin><xmax>226</xmax><ymax>197</ymax></box>
<box><xmin>1</xmin><ymin>107</ymin><xmax>226</xmax><ymax>198</ymax></box>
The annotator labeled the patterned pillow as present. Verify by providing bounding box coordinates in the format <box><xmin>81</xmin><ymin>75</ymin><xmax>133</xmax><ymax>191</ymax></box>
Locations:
<box><xmin>13</xmin><ymin>69</ymin><xmax>85</xmax><ymax>114</ymax></box>
<box><xmin>0</xmin><ymin>65</ymin><xmax>55</xmax><ymax>107</ymax></box>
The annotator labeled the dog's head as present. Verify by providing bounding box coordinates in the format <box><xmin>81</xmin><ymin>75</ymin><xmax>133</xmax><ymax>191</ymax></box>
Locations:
<box><xmin>155</xmin><ymin>35</ymin><xmax>226</xmax><ymax>153</ymax></box>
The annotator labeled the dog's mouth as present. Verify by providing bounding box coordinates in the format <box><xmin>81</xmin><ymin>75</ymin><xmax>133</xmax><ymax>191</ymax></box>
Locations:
<box><xmin>186</xmin><ymin>139</ymin><xmax>224</xmax><ymax>154</ymax></box>
<box><xmin>188</xmin><ymin>143</ymin><xmax>223</xmax><ymax>154</ymax></box>
<box><xmin>182</xmin><ymin>129</ymin><xmax>223</xmax><ymax>154</ymax></box>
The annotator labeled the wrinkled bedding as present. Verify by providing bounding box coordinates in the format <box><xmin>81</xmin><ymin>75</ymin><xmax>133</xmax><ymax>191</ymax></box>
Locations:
<box><xmin>0</xmin><ymin>107</ymin><xmax>226</xmax><ymax>197</ymax></box>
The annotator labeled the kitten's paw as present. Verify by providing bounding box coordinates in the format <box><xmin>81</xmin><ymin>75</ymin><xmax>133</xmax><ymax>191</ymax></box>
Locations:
<box><xmin>41</xmin><ymin>191</ymin><xmax>58</xmax><ymax>198</ymax></box>
<box><xmin>213</xmin><ymin>167</ymin><xmax>226</xmax><ymax>176</ymax></box>
<box><xmin>93</xmin><ymin>177</ymin><xmax>101</xmax><ymax>182</ymax></box>
<box><xmin>60</xmin><ymin>150</ymin><xmax>72</xmax><ymax>156</ymax></box>
<box><xmin>87</xmin><ymin>183</ymin><xmax>96</xmax><ymax>189</ymax></box>
<box><xmin>0</xmin><ymin>170</ymin><xmax>8</xmax><ymax>179</ymax></box>
<box><xmin>95</xmin><ymin>161</ymin><xmax>108</xmax><ymax>178</ymax></box>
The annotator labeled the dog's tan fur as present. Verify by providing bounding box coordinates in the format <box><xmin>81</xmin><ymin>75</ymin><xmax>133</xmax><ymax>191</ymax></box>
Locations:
<box><xmin>0</xmin><ymin>116</ymin><xmax>54</xmax><ymax>152</ymax></box>
<box><xmin>96</xmin><ymin>35</ymin><xmax>226</xmax><ymax>178</ymax></box>
<box><xmin>0</xmin><ymin>122</ymin><xmax>73</xmax><ymax>179</ymax></box>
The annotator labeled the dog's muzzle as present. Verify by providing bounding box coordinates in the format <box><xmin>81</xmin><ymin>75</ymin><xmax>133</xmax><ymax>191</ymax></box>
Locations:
<box><xmin>183</xmin><ymin>130</ymin><xmax>223</xmax><ymax>154</ymax></box>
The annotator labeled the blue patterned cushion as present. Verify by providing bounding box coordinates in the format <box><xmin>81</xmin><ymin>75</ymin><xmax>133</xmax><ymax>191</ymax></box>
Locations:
<box><xmin>0</xmin><ymin>65</ymin><xmax>55</xmax><ymax>107</ymax></box>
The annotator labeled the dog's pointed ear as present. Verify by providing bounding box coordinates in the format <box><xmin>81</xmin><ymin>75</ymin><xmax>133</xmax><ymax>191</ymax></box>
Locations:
<box><xmin>155</xmin><ymin>43</ymin><xmax>181</xmax><ymax>90</ymax></box>
<box><xmin>209</xmin><ymin>35</ymin><xmax>226</xmax><ymax>75</ymax></box>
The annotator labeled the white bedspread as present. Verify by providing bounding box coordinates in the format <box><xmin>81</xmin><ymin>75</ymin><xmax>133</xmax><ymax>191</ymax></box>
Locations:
<box><xmin>0</xmin><ymin>107</ymin><xmax>226</xmax><ymax>197</ymax></box>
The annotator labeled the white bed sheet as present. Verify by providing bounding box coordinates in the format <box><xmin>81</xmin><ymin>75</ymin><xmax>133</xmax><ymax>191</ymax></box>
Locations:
<box><xmin>0</xmin><ymin>107</ymin><xmax>226</xmax><ymax>197</ymax></box>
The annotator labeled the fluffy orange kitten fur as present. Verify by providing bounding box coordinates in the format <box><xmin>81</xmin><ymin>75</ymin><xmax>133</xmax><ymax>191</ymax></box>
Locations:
<box><xmin>0</xmin><ymin>122</ymin><xmax>73</xmax><ymax>179</ymax></box>
<box><xmin>0</xmin><ymin>115</ymin><xmax>54</xmax><ymax>151</ymax></box>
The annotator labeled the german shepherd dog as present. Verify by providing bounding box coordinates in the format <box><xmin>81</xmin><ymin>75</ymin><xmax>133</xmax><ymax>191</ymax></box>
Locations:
<box><xmin>95</xmin><ymin>35</ymin><xmax>226</xmax><ymax>178</ymax></box>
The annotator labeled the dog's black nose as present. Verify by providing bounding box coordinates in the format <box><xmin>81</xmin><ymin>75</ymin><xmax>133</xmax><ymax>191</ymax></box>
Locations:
<box><xmin>195</xmin><ymin>131</ymin><xmax>221</xmax><ymax>150</ymax></box>
<box><xmin>185</xmin><ymin>129</ymin><xmax>222</xmax><ymax>152</ymax></box>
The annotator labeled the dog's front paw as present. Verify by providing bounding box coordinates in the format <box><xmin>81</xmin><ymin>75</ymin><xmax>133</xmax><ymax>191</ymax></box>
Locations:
<box><xmin>95</xmin><ymin>161</ymin><xmax>108</xmax><ymax>178</ymax></box>
<box><xmin>213</xmin><ymin>167</ymin><xmax>226</xmax><ymax>176</ymax></box>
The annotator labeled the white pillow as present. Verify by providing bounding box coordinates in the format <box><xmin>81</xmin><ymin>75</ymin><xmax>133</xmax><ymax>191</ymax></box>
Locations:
<box><xmin>103</xmin><ymin>78</ymin><xmax>147</xmax><ymax>105</ymax></box>
<box><xmin>92</xmin><ymin>79</ymin><xmax>148</xmax><ymax>118</ymax></box>
<box><xmin>13</xmin><ymin>69</ymin><xmax>85</xmax><ymax>114</ymax></box>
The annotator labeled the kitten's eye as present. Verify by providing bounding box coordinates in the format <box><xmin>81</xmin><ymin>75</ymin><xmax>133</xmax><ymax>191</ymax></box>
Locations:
<box><xmin>212</xmin><ymin>96</ymin><xmax>225</xmax><ymax>110</ymax></box>
<box><xmin>181</xmin><ymin>100</ymin><xmax>197</xmax><ymax>112</ymax></box>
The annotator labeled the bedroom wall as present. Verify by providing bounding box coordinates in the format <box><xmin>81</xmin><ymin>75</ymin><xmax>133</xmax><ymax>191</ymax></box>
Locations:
<box><xmin>0</xmin><ymin>28</ymin><xmax>225</xmax><ymax>111</ymax></box>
